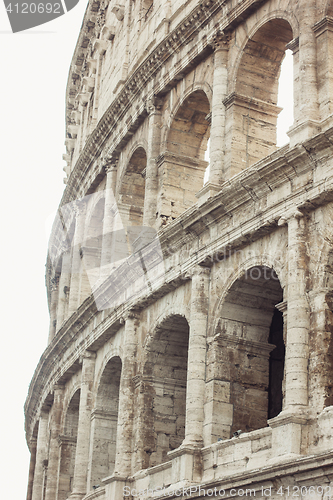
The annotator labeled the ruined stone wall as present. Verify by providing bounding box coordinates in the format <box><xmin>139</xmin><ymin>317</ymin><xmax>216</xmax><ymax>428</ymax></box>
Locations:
<box><xmin>26</xmin><ymin>0</ymin><xmax>333</xmax><ymax>499</ymax></box>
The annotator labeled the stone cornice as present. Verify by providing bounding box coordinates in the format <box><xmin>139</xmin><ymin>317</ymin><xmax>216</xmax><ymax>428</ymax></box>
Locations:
<box><xmin>62</xmin><ymin>0</ymin><xmax>269</xmax><ymax>208</ymax></box>
<box><xmin>27</xmin><ymin>128</ymin><xmax>333</xmax><ymax>443</ymax></box>
<box><xmin>48</xmin><ymin>0</ymin><xmax>271</xmax><ymax>293</ymax></box>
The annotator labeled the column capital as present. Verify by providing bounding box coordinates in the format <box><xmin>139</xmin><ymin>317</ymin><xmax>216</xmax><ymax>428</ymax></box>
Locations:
<box><xmin>188</xmin><ymin>265</ymin><xmax>211</xmax><ymax>279</ymax></box>
<box><xmin>146</xmin><ymin>96</ymin><xmax>163</xmax><ymax>116</ymax></box>
<box><xmin>208</xmin><ymin>29</ymin><xmax>231</xmax><ymax>51</ymax></box>
<box><xmin>73</xmin><ymin>199</ymin><xmax>87</xmax><ymax>218</ymax></box>
<box><xmin>275</xmin><ymin>300</ymin><xmax>287</xmax><ymax>314</ymax></box>
<box><xmin>286</xmin><ymin>36</ymin><xmax>299</xmax><ymax>54</ymax></box>
<box><xmin>52</xmin><ymin>383</ymin><xmax>65</xmax><ymax>393</ymax></box>
<box><xmin>278</xmin><ymin>207</ymin><xmax>304</xmax><ymax>226</ymax></box>
<box><xmin>120</xmin><ymin>310</ymin><xmax>140</xmax><ymax>323</ymax></box>
<box><xmin>79</xmin><ymin>350</ymin><xmax>96</xmax><ymax>363</ymax></box>
<box><xmin>104</xmin><ymin>161</ymin><xmax>118</xmax><ymax>174</ymax></box>
<box><xmin>100</xmin><ymin>155</ymin><xmax>118</xmax><ymax>173</ymax></box>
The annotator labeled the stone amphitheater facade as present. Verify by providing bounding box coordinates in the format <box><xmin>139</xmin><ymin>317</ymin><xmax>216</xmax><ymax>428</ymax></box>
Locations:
<box><xmin>25</xmin><ymin>0</ymin><xmax>333</xmax><ymax>499</ymax></box>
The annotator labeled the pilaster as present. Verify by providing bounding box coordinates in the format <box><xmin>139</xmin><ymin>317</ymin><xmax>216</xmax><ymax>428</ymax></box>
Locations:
<box><xmin>207</xmin><ymin>31</ymin><xmax>230</xmax><ymax>188</ymax></box>
<box><xmin>70</xmin><ymin>351</ymin><xmax>96</xmax><ymax>500</ymax></box>
<box><xmin>113</xmin><ymin>311</ymin><xmax>138</xmax><ymax>478</ymax></box>
<box><xmin>48</xmin><ymin>276</ymin><xmax>59</xmax><ymax>344</ymax></box>
<box><xmin>269</xmin><ymin>209</ymin><xmax>310</xmax><ymax>460</ymax></box>
<box><xmin>288</xmin><ymin>1</ymin><xmax>321</xmax><ymax>146</ymax></box>
<box><xmin>100</xmin><ymin>160</ymin><xmax>119</xmax><ymax>276</ymax></box>
<box><xmin>44</xmin><ymin>385</ymin><xmax>64</xmax><ymax>500</ymax></box>
<box><xmin>68</xmin><ymin>200</ymin><xmax>87</xmax><ymax>315</ymax></box>
<box><xmin>31</xmin><ymin>412</ymin><xmax>48</xmax><ymax>500</ymax></box>
<box><xmin>143</xmin><ymin>97</ymin><xmax>162</xmax><ymax>228</ymax></box>
<box><xmin>183</xmin><ymin>266</ymin><xmax>210</xmax><ymax>448</ymax></box>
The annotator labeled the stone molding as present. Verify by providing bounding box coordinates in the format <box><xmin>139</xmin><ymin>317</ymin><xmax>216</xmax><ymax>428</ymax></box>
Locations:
<box><xmin>313</xmin><ymin>16</ymin><xmax>333</xmax><ymax>37</ymax></box>
<box><xmin>90</xmin><ymin>408</ymin><xmax>118</xmax><ymax>420</ymax></box>
<box><xmin>156</xmin><ymin>151</ymin><xmax>208</xmax><ymax>171</ymax></box>
<box><xmin>223</xmin><ymin>92</ymin><xmax>283</xmax><ymax>116</ymax></box>
<box><xmin>213</xmin><ymin>332</ymin><xmax>276</xmax><ymax>357</ymax></box>
<box><xmin>32</xmin><ymin>135</ymin><xmax>333</xmax><ymax>441</ymax></box>
<box><xmin>63</xmin><ymin>0</ymin><xmax>270</xmax><ymax>211</ymax></box>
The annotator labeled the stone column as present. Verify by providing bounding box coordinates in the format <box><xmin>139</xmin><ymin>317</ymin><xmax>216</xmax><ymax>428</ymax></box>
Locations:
<box><xmin>68</xmin><ymin>201</ymin><xmax>87</xmax><ymax>315</ymax></box>
<box><xmin>208</xmin><ymin>32</ymin><xmax>229</xmax><ymax>187</ymax></box>
<box><xmin>31</xmin><ymin>412</ymin><xmax>48</xmax><ymax>500</ymax></box>
<box><xmin>70</xmin><ymin>351</ymin><xmax>96</xmax><ymax>500</ymax></box>
<box><xmin>56</xmin><ymin>243</ymin><xmax>71</xmax><ymax>328</ymax></box>
<box><xmin>288</xmin><ymin>0</ymin><xmax>320</xmax><ymax>145</ymax></box>
<box><xmin>184</xmin><ymin>266</ymin><xmax>210</xmax><ymax>447</ymax></box>
<box><xmin>113</xmin><ymin>312</ymin><xmax>138</xmax><ymax>477</ymax></box>
<box><xmin>44</xmin><ymin>385</ymin><xmax>64</xmax><ymax>500</ymax></box>
<box><xmin>313</xmin><ymin>17</ymin><xmax>333</xmax><ymax>126</ymax></box>
<box><xmin>284</xmin><ymin>211</ymin><xmax>310</xmax><ymax>409</ymax></box>
<box><xmin>143</xmin><ymin>97</ymin><xmax>162</xmax><ymax>228</ymax></box>
<box><xmin>269</xmin><ymin>211</ymin><xmax>310</xmax><ymax>459</ymax></box>
<box><xmin>100</xmin><ymin>161</ymin><xmax>118</xmax><ymax>275</ymax></box>
<box><xmin>48</xmin><ymin>276</ymin><xmax>59</xmax><ymax>344</ymax></box>
<box><xmin>26</xmin><ymin>437</ymin><xmax>37</xmax><ymax>500</ymax></box>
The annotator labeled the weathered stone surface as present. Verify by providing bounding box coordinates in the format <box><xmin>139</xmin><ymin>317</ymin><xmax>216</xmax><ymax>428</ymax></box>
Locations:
<box><xmin>25</xmin><ymin>0</ymin><xmax>333</xmax><ymax>499</ymax></box>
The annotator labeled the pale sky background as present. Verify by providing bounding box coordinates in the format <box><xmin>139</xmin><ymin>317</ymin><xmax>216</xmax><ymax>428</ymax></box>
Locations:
<box><xmin>0</xmin><ymin>1</ymin><xmax>293</xmax><ymax>496</ymax></box>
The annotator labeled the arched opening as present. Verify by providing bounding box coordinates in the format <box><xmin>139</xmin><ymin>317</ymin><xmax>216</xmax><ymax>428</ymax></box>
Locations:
<box><xmin>277</xmin><ymin>49</ymin><xmax>294</xmax><ymax>146</ymax></box>
<box><xmin>80</xmin><ymin>198</ymin><xmax>105</xmax><ymax>301</ymax></box>
<box><xmin>140</xmin><ymin>315</ymin><xmax>189</xmax><ymax>467</ymax></box>
<box><xmin>225</xmin><ymin>19</ymin><xmax>293</xmax><ymax>176</ymax></box>
<box><xmin>208</xmin><ymin>267</ymin><xmax>284</xmax><ymax>440</ymax></box>
<box><xmin>158</xmin><ymin>90</ymin><xmax>210</xmax><ymax>225</ymax></box>
<box><xmin>58</xmin><ymin>390</ymin><xmax>80</xmax><ymax>500</ymax></box>
<box><xmin>119</xmin><ymin>147</ymin><xmax>147</xmax><ymax>227</ymax></box>
<box><xmin>89</xmin><ymin>357</ymin><xmax>122</xmax><ymax>489</ymax></box>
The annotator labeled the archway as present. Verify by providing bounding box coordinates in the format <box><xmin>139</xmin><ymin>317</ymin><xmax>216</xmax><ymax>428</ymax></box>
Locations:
<box><xmin>119</xmin><ymin>147</ymin><xmax>147</xmax><ymax>227</ymax></box>
<box><xmin>141</xmin><ymin>315</ymin><xmax>189</xmax><ymax>467</ymax></box>
<box><xmin>225</xmin><ymin>19</ymin><xmax>294</xmax><ymax>176</ymax></box>
<box><xmin>58</xmin><ymin>390</ymin><xmax>80</xmax><ymax>500</ymax></box>
<box><xmin>158</xmin><ymin>90</ymin><xmax>210</xmax><ymax>224</ymax></box>
<box><xmin>89</xmin><ymin>357</ymin><xmax>122</xmax><ymax>489</ymax></box>
<box><xmin>80</xmin><ymin>197</ymin><xmax>105</xmax><ymax>301</ymax></box>
<box><xmin>212</xmin><ymin>266</ymin><xmax>284</xmax><ymax>438</ymax></box>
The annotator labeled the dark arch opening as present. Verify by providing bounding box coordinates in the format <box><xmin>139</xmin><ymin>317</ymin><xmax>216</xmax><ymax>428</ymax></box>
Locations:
<box><xmin>140</xmin><ymin>315</ymin><xmax>189</xmax><ymax>468</ymax></box>
<box><xmin>89</xmin><ymin>356</ymin><xmax>122</xmax><ymax>489</ymax></box>
<box><xmin>80</xmin><ymin>197</ymin><xmax>105</xmax><ymax>301</ymax></box>
<box><xmin>119</xmin><ymin>147</ymin><xmax>147</xmax><ymax>227</ymax></box>
<box><xmin>268</xmin><ymin>308</ymin><xmax>285</xmax><ymax>419</ymax></box>
<box><xmin>158</xmin><ymin>90</ymin><xmax>210</xmax><ymax>224</ymax></box>
<box><xmin>58</xmin><ymin>390</ymin><xmax>80</xmax><ymax>500</ymax></box>
<box><xmin>226</xmin><ymin>19</ymin><xmax>294</xmax><ymax>175</ymax></box>
<box><xmin>212</xmin><ymin>266</ymin><xmax>284</xmax><ymax>438</ymax></box>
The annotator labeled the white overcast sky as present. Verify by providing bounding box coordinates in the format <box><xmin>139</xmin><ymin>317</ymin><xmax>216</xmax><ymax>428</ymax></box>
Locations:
<box><xmin>0</xmin><ymin>1</ymin><xmax>293</xmax><ymax>496</ymax></box>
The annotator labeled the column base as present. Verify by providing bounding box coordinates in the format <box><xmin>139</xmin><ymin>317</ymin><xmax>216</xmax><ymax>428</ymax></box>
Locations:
<box><xmin>102</xmin><ymin>475</ymin><xmax>130</xmax><ymax>500</ymax></box>
<box><xmin>196</xmin><ymin>182</ymin><xmax>222</xmax><ymax>205</ymax></box>
<box><xmin>268</xmin><ymin>408</ymin><xmax>310</xmax><ymax>462</ymax></box>
<box><xmin>168</xmin><ymin>443</ymin><xmax>203</xmax><ymax>485</ymax></box>
<box><xmin>67</xmin><ymin>492</ymin><xmax>86</xmax><ymax>500</ymax></box>
<box><xmin>287</xmin><ymin>119</ymin><xmax>321</xmax><ymax>147</ymax></box>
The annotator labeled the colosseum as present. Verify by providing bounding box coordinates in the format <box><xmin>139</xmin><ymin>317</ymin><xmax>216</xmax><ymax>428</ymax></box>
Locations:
<box><xmin>25</xmin><ymin>0</ymin><xmax>333</xmax><ymax>499</ymax></box>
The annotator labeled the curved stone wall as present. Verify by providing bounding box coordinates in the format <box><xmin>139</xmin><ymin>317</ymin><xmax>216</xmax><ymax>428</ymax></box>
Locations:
<box><xmin>26</xmin><ymin>1</ymin><xmax>333</xmax><ymax>499</ymax></box>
